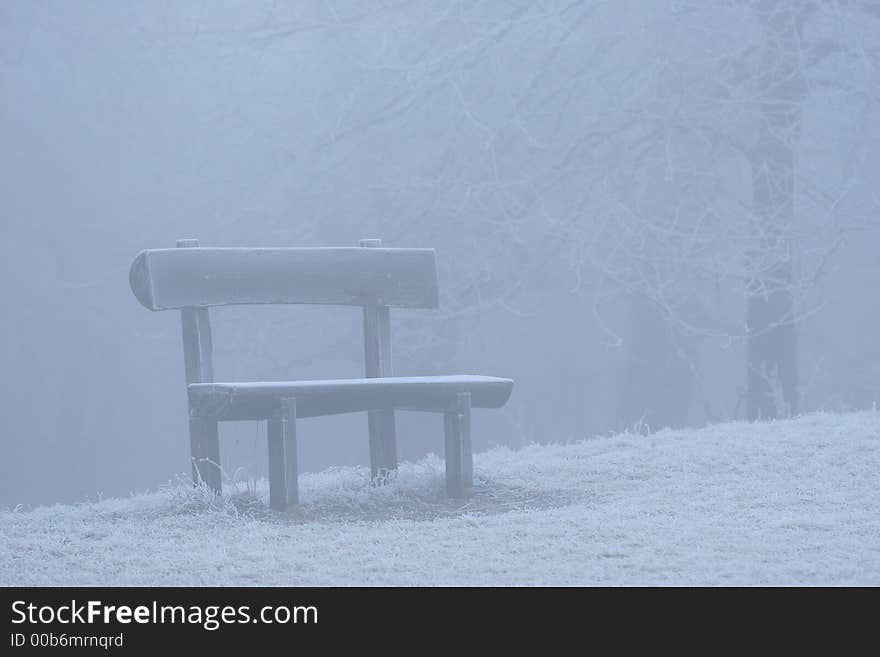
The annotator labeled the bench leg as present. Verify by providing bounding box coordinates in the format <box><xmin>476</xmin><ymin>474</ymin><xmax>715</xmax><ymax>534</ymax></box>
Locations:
<box><xmin>189</xmin><ymin>416</ymin><xmax>221</xmax><ymax>494</ymax></box>
<box><xmin>368</xmin><ymin>409</ymin><xmax>398</xmax><ymax>483</ymax></box>
<box><xmin>444</xmin><ymin>392</ymin><xmax>473</xmax><ymax>498</ymax></box>
<box><xmin>268</xmin><ymin>398</ymin><xmax>298</xmax><ymax>511</ymax></box>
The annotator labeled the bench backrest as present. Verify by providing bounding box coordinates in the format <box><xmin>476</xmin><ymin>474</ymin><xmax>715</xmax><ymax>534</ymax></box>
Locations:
<box><xmin>130</xmin><ymin>243</ymin><xmax>439</xmax><ymax>311</ymax></box>
<box><xmin>129</xmin><ymin>238</ymin><xmax>438</xmax><ymax>387</ymax></box>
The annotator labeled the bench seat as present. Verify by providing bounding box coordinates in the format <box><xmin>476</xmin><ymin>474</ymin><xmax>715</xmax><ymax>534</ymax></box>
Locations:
<box><xmin>189</xmin><ymin>375</ymin><xmax>514</xmax><ymax>421</ymax></box>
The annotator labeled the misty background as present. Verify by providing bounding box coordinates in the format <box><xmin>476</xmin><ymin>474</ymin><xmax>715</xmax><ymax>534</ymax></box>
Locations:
<box><xmin>1</xmin><ymin>0</ymin><xmax>878</xmax><ymax>508</ymax></box>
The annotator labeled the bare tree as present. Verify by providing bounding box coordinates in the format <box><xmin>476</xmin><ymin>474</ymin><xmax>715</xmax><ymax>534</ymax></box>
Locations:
<box><xmin>744</xmin><ymin>0</ymin><xmax>805</xmax><ymax>419</ymax></box>
<box><xmin>545</xmin><ymin>0</ymin><xmax>880</xmax><ymax>424</ymax></box>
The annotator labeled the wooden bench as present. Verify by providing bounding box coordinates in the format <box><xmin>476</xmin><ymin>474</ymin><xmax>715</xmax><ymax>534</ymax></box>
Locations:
<box><xmin>129</xmin><ymin>238</ymin><xmax>513</xmax><ymax>510</ymax></box>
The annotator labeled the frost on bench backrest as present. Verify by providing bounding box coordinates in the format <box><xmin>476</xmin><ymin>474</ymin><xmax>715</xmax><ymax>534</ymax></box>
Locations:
<box><xmin>129</xmin><ymin>245</ymin><xmax>440</xmax><ymax>311</ymax></box>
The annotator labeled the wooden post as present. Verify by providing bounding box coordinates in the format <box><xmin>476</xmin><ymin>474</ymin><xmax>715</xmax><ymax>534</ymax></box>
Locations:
<box><xmin>444</xmin><ymin>392</ymin><xmax>473</xmax><ymax>498</ymax></box>
<box><xmin>189</xmin><ymin>417</ymin><xmax>221</xmax><ymax>492</ymax></box>
<box><xmin>267</xmin><ymin>398</ymin><xmax>298</xmax><ymax>510</ymax></box>
<box><xmin>267</xmin><ymin>417</ymin><xmax>285</xmax><ymax>510</ymax></box>
<box><xmin>360</xmin><ymin>238</ymin><xmax>398</xmax><ymax>481</ymax></box>
<box><xmin>177</xmin><ymin>238</ymin><xmax>220</xmax><ymax>493</ymax></box>
<box><xmin>281</xmin><ymin>397</ymin><xmax>299</xmax><ymax>507</ymax></box>
<box><xmin>459</xmin><ymin>392</ymin><xmax>473</xmax><ymax>491</ymax></box>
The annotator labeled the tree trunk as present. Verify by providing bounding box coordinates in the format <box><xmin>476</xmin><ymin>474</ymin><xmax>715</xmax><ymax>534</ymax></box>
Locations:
<box><xmin>745</xmin><ymin>0</ymin><xmax>805</xmax><ymax>420</ymax></box>
<box><xmin>617</xmin><ymin>296</ymin><xmax>693</xmax><ymax>432</ymax></box>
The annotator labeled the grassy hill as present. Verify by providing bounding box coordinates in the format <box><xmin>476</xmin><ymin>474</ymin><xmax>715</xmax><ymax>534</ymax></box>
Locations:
<box><xmin>2</xmin><ymin>411</ymin><xmax>878</xmax><ymax>585</ymax></box>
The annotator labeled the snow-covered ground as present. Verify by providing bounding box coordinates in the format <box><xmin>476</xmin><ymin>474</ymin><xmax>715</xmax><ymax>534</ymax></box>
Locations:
<box><xmin>2</xmin><ymin>412</ymin><xmax>878</xmax><ymax>585</ymax></box>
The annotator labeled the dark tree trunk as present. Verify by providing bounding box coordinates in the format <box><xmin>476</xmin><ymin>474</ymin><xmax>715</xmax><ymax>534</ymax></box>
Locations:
<box><xmin>746</xmin><ymin>273</ymin><xmax>798</xmax><ymax>420</ymax></box>
<box><xmin>617</xmin><ymin>296</ymin><xmax>693</xmax><ymax>432</ymax></box>
<box><xmin>745</xmin><ymin>0</ymin><xmax>806</xmax><ymax>420</ymax></box>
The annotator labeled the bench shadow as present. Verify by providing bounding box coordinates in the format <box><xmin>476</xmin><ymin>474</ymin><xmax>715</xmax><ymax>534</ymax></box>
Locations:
<box><xmin>79</xmin><ymin>475</ymin><xmax>579</xmax><ymax>525</ymax></box>
<box><xmin>225</xmin><ymin>478</ymin><xmax>578</xmax><ymax>525</ymax></box>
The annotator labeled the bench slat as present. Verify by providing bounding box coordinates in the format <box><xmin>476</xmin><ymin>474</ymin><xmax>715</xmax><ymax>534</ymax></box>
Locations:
<box><xmin>188</xmin><ymin>375</ymin><xmax>513</xmax><ymax>421</ymax></box>
<box><xmin>130</xmin><ymin>247</ymin><xmax>439</xmax><ymax>310</ymax></box>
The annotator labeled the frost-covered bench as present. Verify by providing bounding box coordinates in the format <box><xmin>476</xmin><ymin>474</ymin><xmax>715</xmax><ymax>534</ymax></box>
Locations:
<box><xmin>129</xmin><ymin>239</ymin><xmax>513</xmax><ymax>510</ymax></box>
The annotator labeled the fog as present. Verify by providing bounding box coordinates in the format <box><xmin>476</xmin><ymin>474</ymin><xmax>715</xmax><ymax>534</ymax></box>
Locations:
<box><xmin>2</xmin><ymin>1</ymin><xmax>878</xmax><ymax>508</ymax></box>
